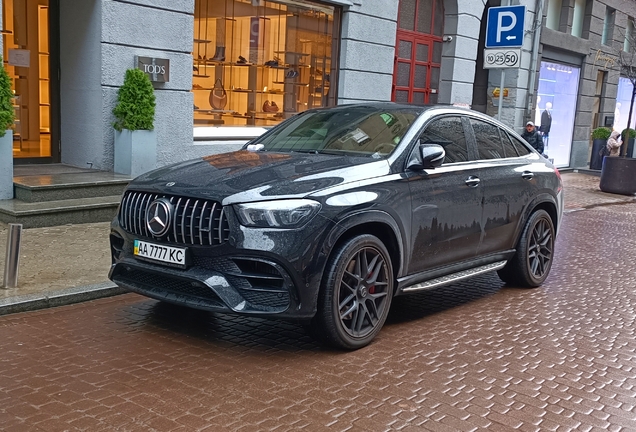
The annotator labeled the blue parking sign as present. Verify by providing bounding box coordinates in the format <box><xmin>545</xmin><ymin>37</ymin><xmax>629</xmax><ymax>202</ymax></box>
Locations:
<box><xmin>486</xmin><ymin>5</ymin><xmax>526</xmax><ymax>48</ymax></box>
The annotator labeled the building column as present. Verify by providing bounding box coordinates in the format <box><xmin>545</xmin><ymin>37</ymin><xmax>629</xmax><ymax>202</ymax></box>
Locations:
<box><xmin>337</xmin><ymin>0</ymin><xmax>399</xmax><ymax>104</ymax></box>
<box><xmin>60</xmin><ymin>0</ymin><xmax>194</xmax><ymax>171</ymax></box>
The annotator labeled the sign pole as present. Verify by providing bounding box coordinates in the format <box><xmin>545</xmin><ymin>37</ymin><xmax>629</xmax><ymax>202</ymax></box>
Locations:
<box><xmin>497</xmin><ymin>0</ymin><xmax>510</xmax><ymax>121</ymax></box>
<box><xmin>498</xmin><ymin>70</ymin><xmax>505</xmax><ymax>120</ymax></box>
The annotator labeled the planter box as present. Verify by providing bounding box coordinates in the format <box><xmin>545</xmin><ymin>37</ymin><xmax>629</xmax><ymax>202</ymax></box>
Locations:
<box><xmin>590</xmin><ymin>138</ymin><xmax>606</xmax><ymax>170</ymax></box>
<box><xmin>0</xmin><ymin>130</ymin><xmax>13</xmax><ymax>200</ymax></box>
<box><xmin>599</xmin><ymin>156</ymin><xmax>636</xmax><ymax>196</ymax></box>
<box><xmin>114</xmin><ymin>129</ymin><xmax>157</xmax><ymax>178</ymax></box>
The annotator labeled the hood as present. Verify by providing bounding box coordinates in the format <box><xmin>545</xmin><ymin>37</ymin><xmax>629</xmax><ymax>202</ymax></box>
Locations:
<box><xmin>128</xmin><ymin>150</ymin><xmax>391</xmax><ymax>205</ymax></box>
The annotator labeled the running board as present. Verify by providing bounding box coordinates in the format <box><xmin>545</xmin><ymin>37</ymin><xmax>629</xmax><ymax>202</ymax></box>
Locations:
<box><xmin>400</xmin><ymin>260</ymin><xmax>508</xmax><ymax>293</ymax></box>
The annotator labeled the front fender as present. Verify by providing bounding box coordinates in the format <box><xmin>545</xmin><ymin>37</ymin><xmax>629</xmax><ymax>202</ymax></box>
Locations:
<box><xmin>322</xmin><ymin>209</ymin><xmax>408</xmax><ymax>278</ymax></box>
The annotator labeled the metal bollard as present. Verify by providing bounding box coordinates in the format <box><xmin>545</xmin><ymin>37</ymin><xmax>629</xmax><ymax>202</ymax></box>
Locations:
<box><xmin>3</xmin><ymin>223</ymin><xmax>23</xmax><ymax>289</ymax></box>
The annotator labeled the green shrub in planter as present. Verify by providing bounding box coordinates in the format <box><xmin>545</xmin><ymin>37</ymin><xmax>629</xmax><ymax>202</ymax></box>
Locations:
<box><xmin>621</xmin><ymin>128</ymin><xmax>636</xmax><ymax>139</ymax></box>
<box><xmin>0</xmin><ymin>57</ymin><xmax>15</xmax><ymax>137</ymax></box>
<box><xmin>113</xmin><ymin>68</ymin><xmax>155</xmax><ymax>132</ymax></box>
<box><xmin>591</xmin><ymin>127</ymin><xmax>611</xmax><ymax>140</ymax></box>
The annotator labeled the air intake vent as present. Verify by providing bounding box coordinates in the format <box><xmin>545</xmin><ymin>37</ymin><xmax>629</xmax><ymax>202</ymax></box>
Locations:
<box><xmin>118</xmin><ymin>191</ymin><xmax>230</xmax><ymax>246</ymax></box>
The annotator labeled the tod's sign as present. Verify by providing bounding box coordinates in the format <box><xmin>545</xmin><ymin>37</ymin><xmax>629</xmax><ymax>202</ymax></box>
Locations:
<box><xmin>136</xmin><ymin>56</ymin><xmax>170</xmax><ymax>82</ymax></box>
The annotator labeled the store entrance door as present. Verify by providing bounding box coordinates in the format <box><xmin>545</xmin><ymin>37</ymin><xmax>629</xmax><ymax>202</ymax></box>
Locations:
<box><xmin>392</xmin><ymin>0</ymin><xmax>444</xmax><ymax>104</ymax></box>
<box><xmin>3</xmin><ymin>0</ymin><xmax>59</xmax><ymax>163</ymax></box>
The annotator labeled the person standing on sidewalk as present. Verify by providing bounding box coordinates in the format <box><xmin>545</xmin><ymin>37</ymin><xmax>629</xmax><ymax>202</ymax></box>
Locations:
<box><xmin>522</xmin><ymin>121</ymin><xmax>544</xmax><ymax>155</ymax></box>
<box><xmin>607</xmin><ymin>130</ymin><xmax>622</xmax><ymax>157</ymax></box>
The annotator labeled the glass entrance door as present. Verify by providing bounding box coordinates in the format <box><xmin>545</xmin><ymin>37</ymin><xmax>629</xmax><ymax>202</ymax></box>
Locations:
<box><xmin>2</xmin><ymin>0</ymin><xmax>55</xmax><ymax>161</ymax></box>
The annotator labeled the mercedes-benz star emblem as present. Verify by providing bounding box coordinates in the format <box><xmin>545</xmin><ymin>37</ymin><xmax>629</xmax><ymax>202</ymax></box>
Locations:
<box><xmin>146</xmin><ymin>198</ymin><xmax>173</xmax><ymax>237</ymax></box>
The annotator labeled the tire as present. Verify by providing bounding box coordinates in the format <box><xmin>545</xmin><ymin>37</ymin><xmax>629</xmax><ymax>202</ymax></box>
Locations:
<box><xmin>311</xmin><ymin>234</ymin><xmax>394</xmax><ymax>350</ymax></box>
<box><xmin>498</xmin><ymin>209</ymin><xmax>555</xmax><ymax>288</ymax></box>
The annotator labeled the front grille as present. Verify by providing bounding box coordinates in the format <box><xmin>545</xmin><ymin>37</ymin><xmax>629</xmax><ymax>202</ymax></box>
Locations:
<box><xmin>119</xmin><ymin>191</ymin><xmax>230</xmax><ymax>246</ymax></box>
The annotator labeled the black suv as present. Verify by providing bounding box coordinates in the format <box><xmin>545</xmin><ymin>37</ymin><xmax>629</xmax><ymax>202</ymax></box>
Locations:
<box><xmin>109</xmin><ymin>103</ymin><xmax>563</xmax><ymax>349</ymax></box>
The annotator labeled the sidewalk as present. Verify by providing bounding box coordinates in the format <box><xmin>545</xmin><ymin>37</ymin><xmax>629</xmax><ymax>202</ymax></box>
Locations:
<box><xmin>0</xmin><ymin>171</ymin><xmax>634</xmax><ymax>315</ymax></box>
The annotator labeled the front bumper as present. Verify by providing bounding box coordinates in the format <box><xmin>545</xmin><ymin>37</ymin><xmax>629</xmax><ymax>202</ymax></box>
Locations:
<box><xmin>109</xmin><ymin>225</ymin><xmax>329</xmax><ymax>320</ymax></box>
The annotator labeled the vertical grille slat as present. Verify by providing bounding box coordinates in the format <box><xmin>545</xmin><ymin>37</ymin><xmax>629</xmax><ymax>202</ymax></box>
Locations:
<box><xmin>190</xmin><ymin>200</ymin><xmax>199</xmax><ymax>245</ymax></box>
<box><xmin>119</xmin><ymin>192</ymin><xmax>229</xmax><ymax>246</ymax></box>
<box><xmin>181</xmin><ymin>199</ymin><xmax>190</xmax><ymax>244</ymax></box>
<box><xmin>132</xmin><ymin>193</ymin><xmax>142</xmax><ymax>235</ymax></box>
<box><xmin>141</xmin><ymin>194</ymin><xmax>151</xmax><ymax>238</ymax></box>
<box><xmin>128</xmin><ymin>192</ymin><xmax>136</xmax><ymax>233</ymax></box>
<box><xmin>209</xmin><ymin>202</ymin><xmax>217</xmax><ymax>246</ymax></box>
<box><xmin>218</xmin><ymin>207</ymin><xmax>225</xmax><ymax>244</ymax></box>
<box><xmin>119</xmin><ymin>194</ymin><xmax>127</xmax><ymax>231</ymax></box>
<box><xmin>174</xmin><ymin>197</ymin><xmax>182</xmax><ymax>242</ymax></box>
<box><xmin>199</xmin><ymin>201</ymin><xmax>208</xmax><ymax>246</ymax></box>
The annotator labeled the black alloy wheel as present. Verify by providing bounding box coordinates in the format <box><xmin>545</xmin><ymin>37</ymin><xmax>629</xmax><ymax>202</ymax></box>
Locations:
<box><xmin>313</xmin><ymin>234</ymin><xmax>394</xmax><ymax>350</ymax></box>
<box><xmin>498</xmin><ymin>209</ymin><xmax>555</xmax><ymax>287</ymax></box>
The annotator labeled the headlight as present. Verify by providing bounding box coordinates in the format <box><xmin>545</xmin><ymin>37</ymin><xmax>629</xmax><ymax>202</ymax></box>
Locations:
<box><xmin>235</xmin><ymin>199</ymin><xmax>322</xmax><ymax>228</ymax></box>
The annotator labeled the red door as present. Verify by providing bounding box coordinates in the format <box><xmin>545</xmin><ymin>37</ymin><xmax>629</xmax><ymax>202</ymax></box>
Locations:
<box><xmin>393</xmin><ymin>0</ymin><xmax>444</xmax><ymax>104</ymax></box>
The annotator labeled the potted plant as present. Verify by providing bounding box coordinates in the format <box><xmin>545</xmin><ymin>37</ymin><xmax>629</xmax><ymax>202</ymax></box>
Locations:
<box><xmin>600</xmin><ymin>125</ymin><xmax>636</xmax><ymax>194</ymax></box>
<box><xmin>589</xmin><ymin>127</ymin><xmax>611</xmax><ymax>171</ymax></box>
<box><xmin>621</xmin><ymin>128</ymin><xmax>636</xmax><ymax>158</ymax></box>
<box><xmin>113</xmin><ymin>68</ymin><xmax>157</xmax><ymax>177</ymax></box>
<box><xmin>0</xmin><ymin>57</ymin><xmax>15</xmax><ymax>200</ymax></box>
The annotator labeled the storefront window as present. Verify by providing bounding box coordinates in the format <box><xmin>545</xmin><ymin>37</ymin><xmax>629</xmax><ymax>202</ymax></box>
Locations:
<box><xmin>193</xmin><ymin>0</ymin><xmax>340</xmax><ymax>128</ymax></box>
<box><xmin>536</xmin><ymin>61</ymin><xmax>580</xmax><ymax>167</ymax></box>
<box><xmin>613</xmin><ymin>77</ymin><xmax>636</xmax><ymax>134</ymax></box>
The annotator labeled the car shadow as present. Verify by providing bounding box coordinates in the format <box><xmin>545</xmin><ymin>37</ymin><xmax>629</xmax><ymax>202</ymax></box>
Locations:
<box><xmin>386</xmin><ymin>272</ymin><xmax>505</xmax><ymax>325</ymax></box>
<box><xmin>127</xmin><ymin>272</ymin><xmax>507</xmax><ymax>352</ymax></box>
<box><xmin>135</xmin><ymin>300</ymin><xmax>324</xmax><ymax>352</ymax></box>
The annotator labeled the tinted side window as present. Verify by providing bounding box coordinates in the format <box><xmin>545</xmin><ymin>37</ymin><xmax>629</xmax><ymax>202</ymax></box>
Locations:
<box><xmin>500</xmin><ymin>129</ymin><xmax>520</xmax><ymax>157</ymax></box>
<box><xmin>420</xmin><ymin>116</ymin><xmax>469</xmax><ymax>163</ymax></box>
<box><xmin>508</xmin><ymin>133</ymin><xmax>532</xmax><ymax>156</ymax></box>
<box><xmin>470</xmin><ymin>119</ymin><xmax>504</xmax><ymax>160</ymax></box>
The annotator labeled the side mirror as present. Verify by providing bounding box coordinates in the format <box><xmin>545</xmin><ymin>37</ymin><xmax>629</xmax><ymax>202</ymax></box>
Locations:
<box><xmin>407</xmin><ymin>143</ymin><xmax>445</xmax><ymax>170</ymax></box>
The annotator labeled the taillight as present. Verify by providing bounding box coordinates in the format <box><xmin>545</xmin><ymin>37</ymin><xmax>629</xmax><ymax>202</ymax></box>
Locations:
<box><xmin>554</xmin><ymin>167</ymin><xmax>562</xmax><ymax>193</ymax></box>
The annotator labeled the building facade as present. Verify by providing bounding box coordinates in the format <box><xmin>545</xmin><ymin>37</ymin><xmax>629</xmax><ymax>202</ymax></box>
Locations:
<box><xmin>1</xmin><ymin>0</ymin><xmax>632</xmax><ymax>173</ymax></box>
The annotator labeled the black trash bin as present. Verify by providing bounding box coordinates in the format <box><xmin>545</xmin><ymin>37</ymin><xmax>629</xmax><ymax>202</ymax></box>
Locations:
<box><xmin>590</xmin><ymin>139</ymin><xmax>606</xmax><ymax>170</ymax></box>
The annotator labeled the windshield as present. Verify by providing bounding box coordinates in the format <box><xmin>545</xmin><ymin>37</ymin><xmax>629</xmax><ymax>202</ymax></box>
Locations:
<box><xmin>255</xmin><ymin>106</ymin><xmax>421</xmax><ymax>157</ymax></box>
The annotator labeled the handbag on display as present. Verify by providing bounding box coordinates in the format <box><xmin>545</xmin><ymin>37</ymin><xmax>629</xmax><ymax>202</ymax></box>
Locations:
<box><xmin>210</xmin><ymin>79</ymin><xmax>227</xmax><ymax>110</ymax></box>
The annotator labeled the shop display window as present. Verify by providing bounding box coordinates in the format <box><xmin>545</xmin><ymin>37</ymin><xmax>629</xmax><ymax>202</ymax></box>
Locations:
<box><xmin>613</xmin><ymin>77</ymin><xmax>636</xmax><ymax>134</ymax></box>
<box><xmin>193</xmin><ymin>0</ymin><xmax>340</xmax><ymax>128</ymax></box>
<box><xmin>536</xmin><ymin>61</ymin><xmax>580</xmax><ymax>168</ymax></box>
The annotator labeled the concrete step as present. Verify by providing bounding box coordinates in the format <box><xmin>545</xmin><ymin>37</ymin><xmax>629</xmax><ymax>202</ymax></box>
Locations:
<box><xmin>13</xmin><ymin>172</ymin><xmax>131</xmax><ymax>203</ymax></box>
<box><xmin>0</xmin><ymin>195</ymin><xmax>122</xmax><ymax>228</ymax></box>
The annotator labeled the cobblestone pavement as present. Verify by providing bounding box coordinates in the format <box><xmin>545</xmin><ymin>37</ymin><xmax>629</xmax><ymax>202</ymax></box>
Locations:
<box><xmin>1</xmin><ymin>199</ymin><xmax>636</xmax><ymax>430</ymax></box>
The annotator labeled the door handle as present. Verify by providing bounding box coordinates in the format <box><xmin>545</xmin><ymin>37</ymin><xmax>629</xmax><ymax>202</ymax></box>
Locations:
<box><xmin>521</xmin><ymin>171</ymin><xmax>535</xmax><ymax>180</ymax></box>
<box><xmin>465</xmin><ymin>176</ymin><xmax>481</xmax><ymax>187</ymax></box>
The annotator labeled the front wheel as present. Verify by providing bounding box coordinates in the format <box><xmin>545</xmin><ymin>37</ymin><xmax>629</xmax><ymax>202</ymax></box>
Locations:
<box><xmin>498</xmin><ymin>209</ymin><xmax>555</xmax><ymax>287</ymax></box>
<box><xmin>312</xmin><ymin>235</ymin><xmax>394</xmax><ymax>350</ymax></box>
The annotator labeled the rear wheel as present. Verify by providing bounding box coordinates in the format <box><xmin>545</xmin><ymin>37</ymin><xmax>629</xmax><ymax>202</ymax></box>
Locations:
<box><xmin>312</xmin><ymin>235</ymin><xmax>394</xmax><ymax>350</ymax></box>
<box><xmin>498</xmin><ymin>209</ymin><xmax>555</xmax><ymax>287</ymax></box>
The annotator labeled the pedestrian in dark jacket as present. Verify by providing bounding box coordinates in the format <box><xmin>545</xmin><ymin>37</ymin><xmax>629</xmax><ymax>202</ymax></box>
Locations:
<box><xmin>522</xmin><ymin>121</ymin><xmax>544</xmax><ymax>154</ymax></box>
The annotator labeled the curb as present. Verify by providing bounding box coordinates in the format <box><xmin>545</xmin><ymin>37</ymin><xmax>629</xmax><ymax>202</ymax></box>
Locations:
<box><xmin>0</xmin><ymin>282</ymin><xmax>128</xmax><ymax>316</ymax></box>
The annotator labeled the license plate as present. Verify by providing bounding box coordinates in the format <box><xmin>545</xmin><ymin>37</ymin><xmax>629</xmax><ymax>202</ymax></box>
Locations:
<box><xmin>134</xmin><ymin>240</ymin><xmax>187</xmax><ymax>267</ymax></box>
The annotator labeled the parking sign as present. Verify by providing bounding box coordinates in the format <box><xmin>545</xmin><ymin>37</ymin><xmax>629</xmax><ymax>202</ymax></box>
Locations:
<box><xmin>485</xmin><ymin>5</ymin><xmax>526</xmax><ymax>48</ymax></box>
